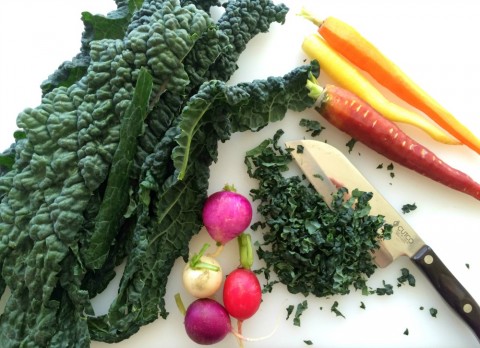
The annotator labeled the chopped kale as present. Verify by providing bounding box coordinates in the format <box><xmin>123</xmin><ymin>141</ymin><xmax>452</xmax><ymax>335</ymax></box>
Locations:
<box><xmin>293</xmin><ymin>300</ymin><xmax>308</xmax><ymax>327</ymax></box>
<box><xmin>246</xmin><ymin>131</ymin><xmax>392</xmax><ymax>298</ymax></box>
<box><xmin>375</xmin><ymin>280</ymin><xmax>394</xmax><ymax>295</ymax></box>
<box><xmin>331</xmin><ymin>301</ymin><xmax>345</xmax><ymax>318</ymax></box>
<box><xmin>404</xmin><ymin>328</ymin><xmax>409</xmax><ymax>335</ymax></box>
<box><xmin>430</xmin><ymin>308</ymin><xmax>438</xmax><ymax>317</ymax></box>
<box><xmin>360</xmin><ymin>301</ymin><xmax>366</xmax><ymax>309</ymax></box>
<box><xmin>286</xmin><ymin>305</ymin><xmax>295</xmax><ymax>320</ymax></box>
<box><xmin>397</xmin><ymin>268</ymin><xmax>416</xmax><ymax>287</ymax></box>
<box><xmin>401</xmin><ymin>203</ymin><xmax>417</xmax><ymax>214</ymax></box>
<box><xmin>346</xmin><ymin>138</ymin><xmax>357</xmax><ymax>153</ymax></box>
<box><xmin>304</xmin><ymin>340</ymin><xmax>313</xmax><ymax>345</ymax></box>
<box><xmin>299</xmin><ymin>118</ymin><xmax>325</xmax><ymax>137</ymax></box>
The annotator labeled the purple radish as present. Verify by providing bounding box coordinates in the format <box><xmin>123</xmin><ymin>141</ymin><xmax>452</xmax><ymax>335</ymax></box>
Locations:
<box><xmin>202</xmin><ymin>184</ymin><xmax>253</xmax><ymax>245</ymax></box>
<box><xmin>184</xmin><ymin>298</ymin><xmax>232</xmax><ymax>345</ymax></box>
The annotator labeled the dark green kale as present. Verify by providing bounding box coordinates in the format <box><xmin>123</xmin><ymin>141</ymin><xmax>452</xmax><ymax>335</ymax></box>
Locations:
<box><xmin>397</xmin><ymin>267</ymin><xmax>416</xmax><ymax>287</ymax></box>
<box><xmin>286</xmin><ymin>304</ymin><xmax>295</xmax><ymax>320</ymax></box>
<box><xmin>404</xmin><ymin>328</ymin><xmax>409</xmax><ymax>335</ymax></box>
<box><xmin>304</xmin><ymin>340</ymin><xmax>314</xmax><ymax>345</ymax></box>
<box><xmin>430</xmin><ymin>308</ymin><xmax>438</xmax><ymax>317</ymax></box>
<box><xmin>293</xmin><ymin>300</ymin><xmax>308</xmax><ymax>327</ymax></box>
<box><xmin>299</xmin><ymin>118</ymin><xmax>325</xmax><ymax>137</ymax></box>
<box><xmin>246</xmin><ymin>131</ymin><xmax>392</xmax><ymax>298</ymax></box>
<box><xmin>331</xmin><ymin>301</ymin><xmax>345</xmax><ymax>318</ymax></box>
<box><xmin>375</xmin><ymin>280</ymin><xmax>394</xmax><ymax>296</ymax></box>
<box><xmin>401</xmin><ymin>203</ymin><xmax>417</xmax><ymax>214</ymax></box>
<box><xmin>346</xmin><ymin>138</ymin><xmax>357</xmax><ymax>153</ymax></box>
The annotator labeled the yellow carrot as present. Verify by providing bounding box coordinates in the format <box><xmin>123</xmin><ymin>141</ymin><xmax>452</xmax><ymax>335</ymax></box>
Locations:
<box><xmin>302</xmin><ymin>33</ymin><xmax>460</xmax><ymax>145</ymax></box>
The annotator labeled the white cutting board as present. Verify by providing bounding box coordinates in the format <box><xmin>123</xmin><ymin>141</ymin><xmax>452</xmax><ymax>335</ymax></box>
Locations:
<box><xmin>1</xmin><ymin>1</ymin><xmax>480</xmax><ymax>347</ymax></box>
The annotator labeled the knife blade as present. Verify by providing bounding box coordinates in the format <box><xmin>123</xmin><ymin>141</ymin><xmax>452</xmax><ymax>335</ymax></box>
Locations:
<box><xmin>286</xmin><ymin>139</ymin><xmax>480</xmax><ymax>340</ymax></box>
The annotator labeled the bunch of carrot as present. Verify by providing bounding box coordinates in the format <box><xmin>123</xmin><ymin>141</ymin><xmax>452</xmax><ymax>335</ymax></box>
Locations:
<box><xmin>300</xmin><ymin>8</ymin><xmax>480</xmax><ymax>201</ymax></box>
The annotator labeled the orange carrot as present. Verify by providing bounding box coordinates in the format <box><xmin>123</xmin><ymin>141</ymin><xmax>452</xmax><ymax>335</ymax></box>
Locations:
<box><xmin>299</xmin><ymin>8</ymin><xmax>480</xmax><ymax>154</ymax></box>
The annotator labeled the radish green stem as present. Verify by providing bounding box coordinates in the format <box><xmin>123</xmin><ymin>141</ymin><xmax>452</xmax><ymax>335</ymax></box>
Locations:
<box><xmin>190</xmin><ymin>243</ymin><xmax>220</xmax><ymax>271</ymax></box>
<box><xmin>223</xmin><ymin>183</ymin><xmax>237</xmax><ymax>192</ymax></box>
<box><xmin>238</xmin><ymin>233</ymin><xmax>253</xmax><ymax>269</ymax></box>
<box><xmin>175</xmin><ymin>293</ymin><xmax>186</xmax><ymax>316</ymax></box>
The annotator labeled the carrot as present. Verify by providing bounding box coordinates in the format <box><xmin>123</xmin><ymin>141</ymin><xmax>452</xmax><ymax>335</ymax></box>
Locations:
<box><xmin>301</xmin><ymin>34</ymin><xmax>460</xmax><ymax>145</ymax></box>
<box><xmin>306</xmin><ymin>78</ymin><xmax>480</xmax><ymax>201</ymax></box>
<box><xmin>299</xmin><ymin>8</ymin><xmax>480</xmax><ymax>154</ymax></box>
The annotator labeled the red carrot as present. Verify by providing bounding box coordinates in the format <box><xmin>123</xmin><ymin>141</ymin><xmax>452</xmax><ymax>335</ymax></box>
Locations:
<box><xmin>306</xmin><ymin>79</ymin><xmax>480</xmax><ymax>201</ymax></box>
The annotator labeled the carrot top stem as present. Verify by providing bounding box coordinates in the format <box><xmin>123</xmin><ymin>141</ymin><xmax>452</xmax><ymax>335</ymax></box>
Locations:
<box><xmin>297</xmin><ymin>7</ymin><xmax>323</xmax><ymax>27</ymax></box>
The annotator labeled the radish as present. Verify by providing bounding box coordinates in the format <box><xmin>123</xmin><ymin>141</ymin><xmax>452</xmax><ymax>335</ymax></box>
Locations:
<box><xmin>223</xmin><ymin>268</ymin><xmax>262</xmax><ymax>322</ymax></box>
<box><xmin>183</xmin><ymin>243</ymin><xmax>223</xmax><ymax>298</ymax></box>
<box><xmin>183</xmin><ymin>297</ymin><xmax>232</xmax><ymax>345</ymax></box>
<box><xmin>202</xmin><ymin>184</ymin><xmax>253</xmax><ymax>247</ymax></box>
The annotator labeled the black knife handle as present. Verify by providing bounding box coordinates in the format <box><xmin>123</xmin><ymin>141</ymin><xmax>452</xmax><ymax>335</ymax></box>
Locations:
<box><xmin>412</xmin><ymin>245</ymin><xmax>480</xmax><ymax>340</ymax></box>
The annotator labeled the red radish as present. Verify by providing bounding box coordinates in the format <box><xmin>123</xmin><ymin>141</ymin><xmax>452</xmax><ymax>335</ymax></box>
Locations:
<box><xmin>307</xmin><ymin>79</ymin><xmax>480</xmax><ymax>201</ymax></box>
<box><xmin>223</xmin><ymin>268</ymin><xmax>262</xmax><ymax>321</ymax></box>
<box><xmin>202</xmin><ymin>184</ymin><xmax>253</xmax><ymax>245</ymax></box>
<box><xmin>183</xmin><ymin>243</ymin><xmax>223</xmax><ymax>298</ymax></box>
<box><xmin>183</xmin><ymin>298</ymin><xmax>232</xmax><ymax>345</ymax></box>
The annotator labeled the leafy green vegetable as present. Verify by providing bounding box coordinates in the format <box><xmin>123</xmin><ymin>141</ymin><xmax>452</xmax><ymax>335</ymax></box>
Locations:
<box><xmin>1</xmin><ymin>0</ymin><xmax>318</xmax><ymax>346</ymax></box>
<box><xmin>304</xmin><ymin>339</ymin><xmax>313</xmax><ymax>345</ymax></box>
<box><xmin>331</xmin><ymin>301</ymin><xmax>345</xmax><ymax>318</ymax></box>
<box><xmin>346</xmin><ymin>138</ymin><xmax>357</xmax><ymax>153</ymax></box>
<box><xmin>299</xmin><ymin>118</ymin><xmax>325</xmax><ymax>137</ymax></box>
<box><xmin>360</xmin><ymin>301</ymin><xmax>366</xmax><ymax>309</ymax></box>
<box><xmin>404</xmin><ymin>328</ymin><xmax>409</xmax><ymax>335</ymax></box>
<box><xmin>430</xmin><ymin>308</ymin><xmax>438</xmax><ymax>317</ymax></box>
<box><xmin>401</xmin><ymin>203</ymin><xmax>417</xmax><ymax>214</ymax></box>
<box><xmin>247</xmin><ymin>130</ymin><xmax>392</xmax><ymax>297</ymax></box>
<box><xmin>397</xmin><ymin>267</ymin><xmax>416</xmax><ymax>287</ymax></box>
<box><xmin>293</xmin><ymin>300</ymin><xmax>308</xmax><ymax>327</ymax></box>
<box><xmin>286</xmin><ymin>304</ymin><xmax>295</xmax><ymax>320</ymax></box>
<box><xmin>375</xmin><ymin>280</ymin><xmax>394</xmax><ymax>295</ymax></box>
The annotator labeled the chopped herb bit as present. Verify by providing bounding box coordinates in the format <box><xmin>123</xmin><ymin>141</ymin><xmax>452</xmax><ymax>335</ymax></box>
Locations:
<box><xmin>466</xmin><ymin>263</ymin><xmax>470</xmax><ymax>269</ymax></box>
<box><xmin>304</xmin><ymin>340</ymin><xmax>313</xmax><ymax>345</ymax></box>
<box><xmin>360</xmin><ymin>301</ymin><xmax>366</xmax><ymax>309</ymax></box>
<box><xmin>430</xmin><ymin>308</ymin><xmax>438</xmax><ymax>317</ymax></box>
<box><xmin>293</xmin><ymin>300</ymin><xmax>308</xmax><ymax>326</ymax></box>
<box><xmin>286</xmin><ymin>305</ymin><xmax>294</xmax><ymax>320</ymax></box>
<box><xmin>346</xmin><ymin>138</ymin><xmax>357</xmax><ymax>153</ymax></box>
<box><xmin>387</xmin><ymin>163</ymin><xmax>394</xmax><ymax>171</ymax></box>
<box><xmin>246</xmin><ymin>131</ymin><xmax>392</xmax><ymax>298</ymax></box>
<box><xmin>331</xmin><ymin>301</ymin><xmax>345</xmax><ymax>318</ymax></box>
<box><xmin>296</xmin><ymin>144</ymin><xmax>305</xmax><ymax>154</ymax></box>
<box><xmin>299</xmin><ymin>118</ymin><xmax>325</xmax><ymax>137</ymax></box>
<box><xmin>313</xmin><ymin>173</ymin><xmax>324</xmax><ymax>180</ymax></box>
<box><xmin>319</xmin><ymin>306</ymin><xmax>323</xmax><ymax>310</ymax></box>
<box><xmin>401</xmin><ymin>203</ymin><xmax>417</xmax><ymax>214</ymax></box>
<box><xmin>419</xmin><ymin>306</ymin><xmax>424</xmax><ymax>310</ymax></box>
<box><xmin>404</xmin><ymin>328</ymin><xmax>409</xmax><ymax>335</ymax></box>
<box><xmin>375</xmin><ymin>280</ymin><xmax>394</xmax><ymax>296</ymax></box>
<box><xmin>377</xmin><ymin>163</ymin><xmax>384</xmax><ymax>169</ymax></box>
<box><xmin>390</xmin><ymin>172</ymin><xmax>395</xmax><ymax>178</ymax></box>
<box><xmin>397</xmin><ymin>268</ymin><xmax>416</xmax><ymax>287</ymax></box>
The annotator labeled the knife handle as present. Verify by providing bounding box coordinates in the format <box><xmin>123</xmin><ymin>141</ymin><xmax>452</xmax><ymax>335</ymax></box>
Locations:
<box><xmin>412</xmin><ymin>245</ymin><xmax>480</xmax><ymax>340</ymax></box>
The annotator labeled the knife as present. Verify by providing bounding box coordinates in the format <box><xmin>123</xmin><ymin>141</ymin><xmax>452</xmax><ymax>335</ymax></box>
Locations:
<box><xmin>285</xmin><ymin>139</ymin><xmax>480</xmax><ymax>340</ymax></box>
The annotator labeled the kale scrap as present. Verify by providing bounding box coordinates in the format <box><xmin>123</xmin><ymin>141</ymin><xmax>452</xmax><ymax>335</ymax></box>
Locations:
<box><xmin>246</xmin><ymin>130</ymin><xmax>392</xmax><ymax>297</ymax></box>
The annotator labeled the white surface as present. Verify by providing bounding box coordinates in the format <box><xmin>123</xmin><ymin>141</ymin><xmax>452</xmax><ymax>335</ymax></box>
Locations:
<box><xmin>1</xmin><ymin>1</ymin><xmax>480</xmax><ymax>347</ymax></box>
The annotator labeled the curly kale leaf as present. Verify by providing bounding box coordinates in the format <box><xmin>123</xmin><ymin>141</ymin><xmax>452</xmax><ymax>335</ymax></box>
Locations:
<box><xmin>41</xmin><ymin>0</ymin><xmax>143</xmax><ymax>95</ymax></box>
<box><xmin>173</xmin><ymin>60</ymin><xmax>320</xmax><ymax>179</ymax></box>
<box><xmin>82</xmin><ymin>68</ymin><xmax>153</xmax><ymax>270</ymax></box>
<box><xmin>206</xmin><ymin>0</ymin><xmax>289</xmax><ymax>81</ymax></box>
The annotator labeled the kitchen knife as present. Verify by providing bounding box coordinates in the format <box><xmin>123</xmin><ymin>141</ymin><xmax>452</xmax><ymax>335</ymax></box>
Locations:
<box><xmin>285</xmin><ymin>139</ymin><xmax>480</xmax><ymax>340</ymax></box>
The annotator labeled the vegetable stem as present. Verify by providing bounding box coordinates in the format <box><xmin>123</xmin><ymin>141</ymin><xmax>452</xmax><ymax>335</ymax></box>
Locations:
<box><xmin>238</xmin><ymin>233</ymin><xmax>254</xmax><ymax>269</ymax></box>
<box><xmin>175</xmin><ymin>293</ymin><xmax>187</xmax><ymax>317</ymax></box>
<box><xmin>190</xmin><ymin>243</ymin><xmax>220</xmax><ymax>271</ymax></box>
